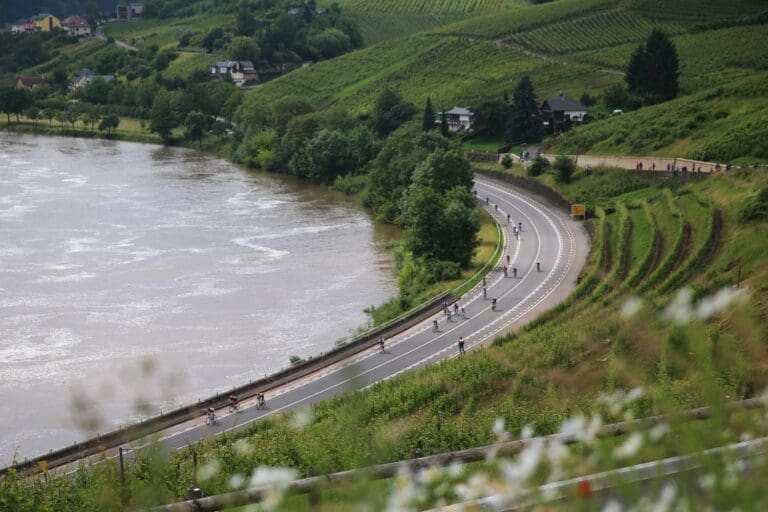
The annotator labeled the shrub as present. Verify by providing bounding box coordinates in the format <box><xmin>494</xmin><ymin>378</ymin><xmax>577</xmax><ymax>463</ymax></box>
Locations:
<box><xmin>552</xmin><ymin>155</ymin><xmax>575</xmax><ymax>183</ymax></box>
<box><xmin>527</xmin><ymin>155</ymin><xmax>549</xmax><ymax>176</ymax></box>
<box><xmin>501</xmin><ymin>154</ymin><xmax>513</xmax><ymax>169</ymax></box>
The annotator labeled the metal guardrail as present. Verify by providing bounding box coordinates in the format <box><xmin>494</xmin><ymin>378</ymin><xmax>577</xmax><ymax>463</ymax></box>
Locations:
<box><xmin>2</xmin><ymin>198</ymin><xmax>505</xmax><ymax>477</ymax></box>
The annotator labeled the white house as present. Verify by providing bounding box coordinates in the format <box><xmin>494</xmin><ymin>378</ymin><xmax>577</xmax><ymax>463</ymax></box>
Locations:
<box><xmin>442</xmin><ymin>106</ymin><xmax>474</xmax><ymax>132</ymax></box>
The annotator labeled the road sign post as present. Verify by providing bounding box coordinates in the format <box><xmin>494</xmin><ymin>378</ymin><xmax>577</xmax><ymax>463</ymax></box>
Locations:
<box><xmin>571</xmin><ymin>204</ymin><xmax>586</xmax><ymax>220</ymax></box>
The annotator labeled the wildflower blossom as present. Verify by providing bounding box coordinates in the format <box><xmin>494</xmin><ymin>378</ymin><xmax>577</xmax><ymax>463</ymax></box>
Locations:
<box><xmin>613</xmin><ymin>432</ymin><xmax>643</xmax><ymax>459</ymax></box>
<box><xmin>290</xmin><ymin>407</ymin><xmax>313</xmax><ymax>429</ymax></box>
<box><xmin>620</xmin><ymin>296</ymin><xmax>643</xmax><ymax>319</ymax></box>
<box><xmin>649</xmin><ymin>422</ymin><xmax>670</xmax><ymax>442</ymax></box>
<box><xmin>695</xmin><ymin>287</ymin><xmax>747</xmax><ymax>320</ymax></box>
<box><xmin>197</xmin><ymin>459</ymin><xmax>220</xmax><ymax>481</ymax></box>
<box><xmin>229</xmin><ymin>473</ymin><xmax>245</xmax><ymax>489</ymax></box>
<box><xmin>662</xmin><ymin>288</ymin><xmax>694</xmax><ymax>325</ymax></box>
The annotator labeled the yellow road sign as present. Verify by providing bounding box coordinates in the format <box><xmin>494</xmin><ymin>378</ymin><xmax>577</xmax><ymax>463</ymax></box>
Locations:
<box><xmin>571</xmin><ymin>204</ymin><xmax>586</xmax><ymax>217</ymax></box>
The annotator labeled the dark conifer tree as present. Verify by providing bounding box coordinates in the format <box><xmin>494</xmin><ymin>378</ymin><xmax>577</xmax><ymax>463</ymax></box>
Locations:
<box><xmin>504</xmin><ymin>75</ymin><xmax>542</xmax><ymax>144</ymax></box>
<box><xmin>440</xmin><ymin>110</ymin><xmax>449</xmax><ymax>137</ymax></box>
<box><xmin>625</xmin><ymin>29</ymin><xmax>679</xmax><ymax>102</ymax></box>
<box><xmin>423</xmin><ymin>96</ymin><xmax>435</xmax><ymax>131</ymax></box>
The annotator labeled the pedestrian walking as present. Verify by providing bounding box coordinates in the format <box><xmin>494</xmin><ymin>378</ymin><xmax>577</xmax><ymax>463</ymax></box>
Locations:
<box><xmin>506</xmin><ymin>254</ymin><xmax>510</xmax><ymax>265</ymax></box>
<box><xmin>503</xmin><ymin>265</ymin><xmax>508</xmax><ymax>277</ymax></box>
<box><xmin>513</xmin><ymin>266</ymin><xmax>517</xmax><ymax>278</ymax></box>
<box><xmin>482</xmin><ymin>276</ymin><xmax>486</xmax><ymax>287</ymax></box>
<box><xmin>536</xmin><ymin>261</ymin><xmax>541</xmax><ymax>272</ymax></box>
<box><xmin>483</xmin><ymin>286</ymin><xmax>487</xmax><ymax>299</ymax></box>
<box><xmin>518</xmin><ymin>221</ymin><xmax>522</xmax><ymax>231</ymax></box>
<box><xmin>432</xmin><ymin>319</ymin><xmax>438</xmax><ymax>332</ymax></box>
<box><xmin>507</xmin><ymin>213</ymin><xmax>510</xmax><ymax>223</ymax></box>
<box><xmin>458</xmin><ymin>337</ymin><xmax>465</xmax><ymax>355</ymax></box>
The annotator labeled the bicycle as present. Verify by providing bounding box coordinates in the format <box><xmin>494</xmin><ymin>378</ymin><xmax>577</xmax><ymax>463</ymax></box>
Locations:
<box><xmin>228</xmin><ymin>402</ymin><xmax>240</xmax><ymax>413</ymax></box>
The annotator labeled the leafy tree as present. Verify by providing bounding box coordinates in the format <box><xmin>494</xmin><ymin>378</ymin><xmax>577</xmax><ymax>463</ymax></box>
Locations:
<box><xmin>402</xmin><ymin>185</ymin><xmax>479</xmax><ymax>267</ymax></box>
<box><xmin>64</xmin><ymin>108</ymin><xmax>80</xmax><ymax>135</ymax></box>
<box><xmin>99</xmin><ymin>114</ymin><xmax>119</xmax><ymax>137</ymax></box>
<box><xmin>504</xmin><ymin>75</ymin><xmax>542</xmax><ymax>144</ymax></box>
<box><xmin>625</xmin><ymin>29</ymin><xmax>679</xmax><ymax>102</ymax></box>
<box><xmin>183</xmin><ymin>110</ymin><xmax>209</xmax><ymax>147</ymax></box>
<box><xmin>211</xmin><ymin>120</ymin><xmax>228</xmax><ymax>141</ymax></box>
<box><xmin>501</xmin><ymin>154</ymin><xmax>513</xmax><ymax>169</ymax></box>
<box><xmin>42</xmin><ymin>108</ymin><xmax>56</xmax><ymax>127</ymax></box>
<box><xmin>372</xmin><ymin>88</ymin><xmax>416</xmax><ymax>137</ymax></box>
<box><xmin>527</xmin><ymin>155</ymin><xmax>549</xmax><ymax>176</ymax></box>
<box><xmin>270</xmin><ymin>95</ymin><xmax>313</xmax><ymax>135</ymax></box>
<box><xmin>25</xmin><ymin>107</ymin><xmax>40</xmax><ymax>126</ymax></box>
<box><xmin>552</xmin><ymin>155</ymin><xmax>575</xmax><ymax>183</ymax></box>
<box><xmin>149</xmin><ymin>91</ymin><xmax>179</xmax><ymax>143</ymax></box>
<box><xmin>472</xmin><ymin>99</ymin><xmax>510</xmax><ymax>137</ymax></box>
<box><xmin>440</xmin><ymin>111</ymin><xmax>448</xmax><ymax>137</ymax></box>
<box><xmin>422</xmin><ymin>97</ymin><xmax>435</xmax><ymax>132</ymax></box>
<box><xmin>308</xmin><ymin>28</ymin><xmax>351</xmax><ymax>60</ymax></box>
<box><xmin>82</xmin><ymin>111</ymin><xmax>100</xmax><ymax>133</ymax></box>
<box><xmin>410</xmin><ymin>148</ymin><xmax>474</xmax><ymax>194</ymax></box>
<box><xmin>235</xmin><ymin>9</ymin><xmax>258</xmax><ymax>36</ymax></box>
<box><xmin>227</xmin><ymin>37</ymin><xmax>261</xmax><ymax>62</ymax></box>
<box><xmin>579</xmin><ymin>92</ymin><xmax>596</xmax><ymax>107</ymax></box>
<box><xmin>603</xmin><ymin>84</ymin><xmax>629</xmax><ymax>110</ymax></box>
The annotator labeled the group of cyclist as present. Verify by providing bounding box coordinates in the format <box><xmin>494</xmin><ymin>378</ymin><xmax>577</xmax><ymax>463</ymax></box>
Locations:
<box><xmin>204</xmin><ymin>392</ymin><xmax>266</xmax><ymax>424</ymax></box>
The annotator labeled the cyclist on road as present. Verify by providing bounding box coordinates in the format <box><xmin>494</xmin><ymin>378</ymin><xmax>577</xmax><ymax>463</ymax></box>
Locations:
<box><xmin>460</xmin><ymin>306</ymin><xmax>466</xmax><ymax>319</ymax></box>
<box><xmin>229</xmin><ymin>395</ymin><xmax>239</xmax><ymax>412</ymax></box>
<box><xmin>483</xmin><ymin>286</ymin><xmax>487</xmax><ymax>299</ymax></box>
<box><xmin>377</xmin><ymin>336</ymin><xmax>385</xmax><ymax>353</ymax></box>
<box><xmin>518</xmin><ymin>221</ymin><xmax>522</xmax><ymax>232</ymax></box>
<box><xmin>432</xmin><ymin>319</ymin><xmax>439</xmax><ymax>332</ymax></box>
<box><xmin>513</xmin><ymin>266</ymin><xmax>518</xmax><ymax>278</ymax></box>
<box><xmin>458</xmin><ymin>337</ymin><xmax>465</xmax><ymax>355</ymax></box>
<box><xmin>503</xmin><ymin>265</ymin><xmax>508</xmax><ymax>277</ymax></box>
<box><xmin>491</xmin><ymin>298</ymin><xmax>497</xmax><ymax>312</ymax></box>
<box><xmin>206</xmin><ymin>407</ymin><xmax>216</xmax><ymax>424</ymax></box>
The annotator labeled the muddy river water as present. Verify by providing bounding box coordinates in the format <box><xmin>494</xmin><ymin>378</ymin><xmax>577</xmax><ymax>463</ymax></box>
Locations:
<box><xmin>0</xmin><ymin>133</ymin><xmax>397</xmax><ymax>464</ymax></box>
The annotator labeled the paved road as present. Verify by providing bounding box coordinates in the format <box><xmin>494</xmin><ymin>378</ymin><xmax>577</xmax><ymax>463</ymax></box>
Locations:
<box><xmin>122</xmin><ymin>176</ymin><xmax>590</xmax><ymax>456</ymax></box>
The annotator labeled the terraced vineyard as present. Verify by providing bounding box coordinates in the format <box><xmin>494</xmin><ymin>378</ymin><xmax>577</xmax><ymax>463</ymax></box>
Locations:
<box><xmin>626</xmin><ymin>0</ymin><xmax>768</xmax><ymax>24</ymax></box>
<box><xmin>353</xmin><ymin>0</ymin><xmax>502</xmax><ymax>13</ymax></box>
<box><xmin>507</xmin><ymin>10</ymin><xmax>685</xmax><ymax>54</ymax></box>
<box><xmin>349</xmin><ymin>11</ymin><xmax>473</xmax><ymax>44</ymax></box>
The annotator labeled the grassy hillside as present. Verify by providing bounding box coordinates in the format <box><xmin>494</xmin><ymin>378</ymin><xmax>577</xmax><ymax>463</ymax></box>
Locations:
<box><xmin>546</xmin><ymin>74</ymin><xmax>768</xmax><ymax>162</ymax></box>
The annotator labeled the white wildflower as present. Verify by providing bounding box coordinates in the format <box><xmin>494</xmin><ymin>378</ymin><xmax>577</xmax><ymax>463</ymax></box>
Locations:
<box><xmin>197</xmin><ymin>459</ymin><xmax>220</xmax><ymax>481</ymax></box>
<box><xmin>492</xmin><ymin>418</ymin><xmax>509</xmax><ymax>441</ymax></box>
<box><xmin>625</xmin><ymin>387</ymin><xmax>644</xmax><ymax>403</ymax></box>
<box><xmin>585</xmin><ymin>415</ymin><xmax>603</xmax><ymax>444</ymax></box>
<box><xmin>416</xmin><ymin>466</ymin><xmax>440</xmax><ymax>485</ymax></box>
<box><xmin>229</xmin><ymin>473</ymin><xmax>246</xmax><ymax>489</ymax></box>
<box><xmin>740</xmin><ymin>431</ymin><xmax>754</xmax><ymax>442</ymax></box>
<box><xmin>695</xmin><ymin>287</ymin><xmax>748</xmax><ymax>320</ymax></box>
<box><xmin>446</xmin><ymin>461</ymin><xmax>465</xmax><ymax>478</ymax></box>
<box><xmin>620</xmin><ymin>296</ymin><xmax>643</xmax><ymax>319</ymax></box>
<box><xmin>613</xmin><ymin>432</ymin><xmax>644</xmax><ymax>459</ymax></box>
<box><xmin>662</xmin><ymin>287</ymin><xmax>694</xmax><ymax>325</ymax></box>
<box><xmin>602</xmin><ymin>500</ymin><xmax>624</xmax><ymax>512</ymax></box>
<box><xmin>455</xmin><ymin>473</ymin><xmax>492</xmax><ymax>501</ymax></box>
<box><xmin>233</xmin><ymin>438</ymin><xmax>253</xmax><ymax>456</ymax></box>
<box><xmin>649</xmin><ymin>422</ymin><xmax>670</xmax><ymax>442</ymax></box>
<box><xmin>290</xmin><ymin>407</ymin><xmax>313</xmax><ymax>429</ymax></box>
<box><xmin>521</xmin><ymin>424</ymin><xmax>534</xmax><ymax>439</ymax></box>
<box><xmin>249</xmin><ymin>466</ymin><xmax>297</xmax><ymax>488</ymax></box>
<box><xmin>559</xmin><ymin>415</ymin><xmax>587</xmax><ymax>440</ymax></box>
<box><xmin>698</xmin><ymin>473</ymin><xmax>716</xmax><ymax>491</ymax></box>
<box><xmin>501</xmin><ymin>439</ymin><xmax>544</xmax><ymax>485</ymax></box>
<box><xmin>654</xmin><ymin>483</ymin><xmax>676</xmax><ymax>512</ymax></box>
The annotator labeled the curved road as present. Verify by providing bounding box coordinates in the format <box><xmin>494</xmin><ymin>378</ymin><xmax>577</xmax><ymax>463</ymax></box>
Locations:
<box><xmin>116</xmin><ymin>176</ymin><xmax>589</xmax><ymax>456</ymax></box>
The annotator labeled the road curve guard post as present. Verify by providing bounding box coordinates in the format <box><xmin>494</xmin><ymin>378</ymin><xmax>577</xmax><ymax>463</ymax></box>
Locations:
<box><xmin>571</xmin><ymin>203</ymin><xmax>586</xmax><ymax>221</ymax></box>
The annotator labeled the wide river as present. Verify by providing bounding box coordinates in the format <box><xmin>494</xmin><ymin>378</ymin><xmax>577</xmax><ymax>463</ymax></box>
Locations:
<box><xmin>0</xmin><ymin>133</ymin><xmax>397</xmax><ymax>465</ymax></box>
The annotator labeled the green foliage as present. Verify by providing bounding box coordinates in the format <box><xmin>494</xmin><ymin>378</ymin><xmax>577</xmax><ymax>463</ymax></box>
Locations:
<box><xmin>422</xmin><ymin>96</ymin><xmax>435</xmax><ymax>132</ymax></box>
<box><xmin>183</xmin><ymin>110</ymin><xmax>210</xmax><ymax>147</ymax></box>
<box><xmin>504</xmin><ymin>75</ymin><xmax>542</xmax><ymax>144</ymax></box>
<box><xmin>501</xmin><ymin>154</ymin><xmax>513</xmax><ymax>169</ymax></box>
<box><xmin>289</xmin><ymin>126</ymin><xmax>379</xmax><ymax>183</ymax></box>
<box><xmin>98</xmin><ymin>114</ymin><xmax>120</xmax><ymax>136</ymax></box>
<box><xmin>471</xmin><ymin>98</ymin><xmax>510</xmax><ymax>137</ymax></box>
<box><xmin>148</xmin><ymin>90</ymin><xmax>178</xmax><ymax>143</ymax></box>
<box><xmin>625</xmin><ymin>28</ymin><xmax>680</xmax><ymax>102</ymax></box>
<box><xmin>552</xmin><ymin>155</ymin><xmax>575</xmax><ymax>183</ymax></box>
<box><xmin>0</xmin><ymin>84</ymin><xmax>33</xmax><ymax>124</ymax></box>
<box><xmin>738</xmin><ymin>185</ymin><xmax>768</xmax><ymax>223</ymax></box>
<box><xmin>527</xmin><ymin>155</ymin><xmax>549</xmax><ymax>177</ymax></box>
<box><xmin>372</xmin><ymin>88</ymin><xmax>417</xmax><ymax>137</ymax></box>
<box><xmin>227</xmin><ymin>36</ymin><xmax>261</xmax><ymax>62</ymax></box>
